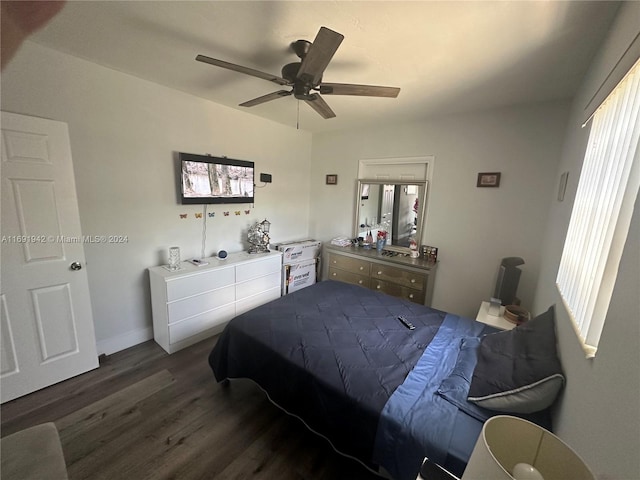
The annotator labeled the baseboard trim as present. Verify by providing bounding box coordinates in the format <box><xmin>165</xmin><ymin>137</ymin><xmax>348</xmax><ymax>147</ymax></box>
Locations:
<box><xmin>96</xmin><ymin>326</ymin><xmax>153</xmax><ymax>356</ymax></box>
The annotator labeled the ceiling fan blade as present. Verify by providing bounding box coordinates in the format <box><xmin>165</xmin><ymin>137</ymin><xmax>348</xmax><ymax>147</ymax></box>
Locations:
<box><xmin>297</xmin><ymin>27</ymin><xmax>344</xmax><ymax>86</ymax></box>
<box><xmin>304</xmin><ymin>94</ymin><xmax>336</xmax><ymax>119</ymax></box>
<box><xmin>196</xmin><ymin>54</ymin><xmax>289</xmax><ymax>86</ymax></box>
<box><xmin>239</xmin><ymin>90</ymin><xmax>292</xmax><ymax>107</ymax></box>
<box><xmin>319</xmin><ymin>83</ymin><xmax>401</xmax><ymax>98</ymax></box>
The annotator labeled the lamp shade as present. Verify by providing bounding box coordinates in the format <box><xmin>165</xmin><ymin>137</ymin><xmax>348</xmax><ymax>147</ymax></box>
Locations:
<box><xmin>462</xmin><ymin>416</ymin><xmax>594</xmax><ymax>480</ymax></box>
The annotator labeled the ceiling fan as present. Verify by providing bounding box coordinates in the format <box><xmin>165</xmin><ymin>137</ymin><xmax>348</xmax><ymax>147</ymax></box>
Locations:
<box><xmin>196</xmin><ymin>26</ymin><xmax>400</xmax><ymax>119</ymax></box>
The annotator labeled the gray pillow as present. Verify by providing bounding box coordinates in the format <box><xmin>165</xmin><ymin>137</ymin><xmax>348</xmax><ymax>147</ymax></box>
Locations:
<box><xmin>467</xmin><ymin>306</ymin><xmax>565</xmax><ymax>414</ymax></box>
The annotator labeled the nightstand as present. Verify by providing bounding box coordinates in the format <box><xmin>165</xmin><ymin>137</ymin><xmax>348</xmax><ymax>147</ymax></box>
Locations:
<box><xmin>475</xmin><ymin>301</ymin><xmax>516</xmax><ymax>331</ymax></box>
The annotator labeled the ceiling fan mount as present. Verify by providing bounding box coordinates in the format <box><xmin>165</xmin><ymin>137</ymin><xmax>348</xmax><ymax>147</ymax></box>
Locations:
<box><xmin>196</xmin><ymin>27</ymin><xmax>400</xmax><ymax>119</ymax></box>
<box><xmin>291</xmin><ymin>39</ymin><xmax>312</xmax><ymax>59</ymax></box>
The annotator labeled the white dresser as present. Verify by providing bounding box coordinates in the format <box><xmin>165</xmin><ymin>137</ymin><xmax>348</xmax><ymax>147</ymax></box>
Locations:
<box><xmin>149</xmin><ymin>251</ymin><xmax>282</xmax><ymax>353</ymax></box>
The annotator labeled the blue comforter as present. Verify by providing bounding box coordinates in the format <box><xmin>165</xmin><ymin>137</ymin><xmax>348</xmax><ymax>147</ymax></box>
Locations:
<box><xmin>209</xmin><ymin>280</ymin><xmax>490</xmax><ymax>478</ymax></box>
<box><xmin>373</xmin><ymin>313</ymin><xmax>486</xmax><ymax>479</ymax></box>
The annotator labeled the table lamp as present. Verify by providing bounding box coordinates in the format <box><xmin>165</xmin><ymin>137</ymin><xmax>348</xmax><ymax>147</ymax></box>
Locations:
<box><xmin>462</xmin><ymin>415</ymin><xmax>594</xmax><ymax>480</ymax></box>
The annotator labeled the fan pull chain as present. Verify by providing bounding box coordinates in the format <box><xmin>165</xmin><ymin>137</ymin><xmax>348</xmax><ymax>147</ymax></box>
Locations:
<box><xmin>296</xmin><ymin>100</ymin><xmax>300</xmax><ymax>130</ymax></box>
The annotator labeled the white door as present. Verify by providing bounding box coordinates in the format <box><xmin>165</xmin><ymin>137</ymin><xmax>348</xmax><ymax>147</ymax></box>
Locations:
<box><xmin>1</xmin><ymin>112</ymin><xmax>98</xmax><ymax>403</ymax></box>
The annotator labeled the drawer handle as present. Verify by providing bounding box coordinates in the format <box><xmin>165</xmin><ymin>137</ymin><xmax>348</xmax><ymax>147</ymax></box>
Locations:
<box><xmin>359</xmin><ymin>266</ymin><xmax>364</xmax><ymax>271</ymax></box>
<box><xmin>358</xmin><ymin>280</ymin><xmax>363</xmax><ymax>284</ymax></box>
<box><xmin>376</xmin><ymin>285</ymin><xmax>381</xmax><ymax>290</ymax></box>
<box><xmin>410</xmin><ymin>278</ymin><xmax>416</xmax><ymax>283</ymax></box>
<box><xmin>332</xmin><ymin>272</ymin><xmax>337</xmax><ymax>277</ymax></box>
<box><xmin>409</xmin><ymin>293</ymin><xmax>414</xmax><ymax>299</ymax></box>
<box><xmin>377</xmin><ymin>271</ymin><xmax>382</xmax><ymax>275</ymax></box>
<box><xmin>332</xmin><ymin>260</ymin><xmax>337</xmax><ymax>264</ymax></box>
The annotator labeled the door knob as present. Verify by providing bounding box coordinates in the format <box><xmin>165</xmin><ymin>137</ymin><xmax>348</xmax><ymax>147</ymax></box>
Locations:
<box><xmin>70</xmin><ymin>261</ymin><xmax>82</xmax><ymax>271</ymax></box>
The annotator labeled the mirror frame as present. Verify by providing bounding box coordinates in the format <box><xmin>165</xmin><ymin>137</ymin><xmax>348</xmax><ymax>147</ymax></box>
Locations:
<box><xmin>354</xmin><ymin>179</ymin><xmax>428</xmax><ymax>253</ymax></box>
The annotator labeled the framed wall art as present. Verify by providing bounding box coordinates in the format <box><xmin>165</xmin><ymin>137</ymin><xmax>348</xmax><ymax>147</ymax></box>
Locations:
<box><xmin>558</xmin><ymin>171</ymin><xmax>569</xmax><ymax>201</ymax></box>
<box><xmin>477</xmin><ymin>172</ymin><xmax>501</xmax><ymax>188</ymax></box>
<box><xmin>326</xmin><ymin>174</ymin><xmax>338</xmax><ymax>185</ymax></box>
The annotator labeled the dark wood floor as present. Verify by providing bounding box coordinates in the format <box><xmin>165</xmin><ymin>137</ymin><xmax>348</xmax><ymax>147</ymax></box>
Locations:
<box><xmin>1</xmin><ymin>337</ymin><xmax>384</xmax><ymax>480</ymax></box>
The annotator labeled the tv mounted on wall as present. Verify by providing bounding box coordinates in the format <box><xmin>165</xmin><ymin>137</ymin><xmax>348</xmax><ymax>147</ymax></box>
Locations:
<box><xmin>179</xmin><ymin>152</ymin><xmax>255</xmax><ymax>204</ymax></box>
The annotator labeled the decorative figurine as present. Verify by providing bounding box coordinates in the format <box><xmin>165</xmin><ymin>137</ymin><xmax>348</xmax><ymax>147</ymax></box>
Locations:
<box><xmin>248</xmin><ymin>218</ymin><xmax>271</xmax><ymax>254</ymax></box>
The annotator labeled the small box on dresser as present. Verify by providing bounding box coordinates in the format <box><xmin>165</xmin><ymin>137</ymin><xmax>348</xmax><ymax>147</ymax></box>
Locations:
<box><xmin>149</xmin><ymin>251</ymin><xmax>282</xmax><ymax>354</ymax></box>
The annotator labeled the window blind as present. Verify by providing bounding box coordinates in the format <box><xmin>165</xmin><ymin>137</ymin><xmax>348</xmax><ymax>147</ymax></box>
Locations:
<box><xmin>557</xmin><ymin>59</ymin><xmax>640</xmax><ymax>355</ymax></box>
<box><xmin>582</xmin><ymin>31</ymin><xmax>640</xmax><ymax>126</ymax></box>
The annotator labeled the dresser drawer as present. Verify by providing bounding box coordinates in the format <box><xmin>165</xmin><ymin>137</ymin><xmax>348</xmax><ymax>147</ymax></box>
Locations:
<box><xmin>236</xmin><ymin>286</ymin><xmax>281</xmax><ymax>316</ymax></box>
<box><xmin>166</xmin><ymin>266</ymin><xmax>235</xmax><ymax>302</ymax></box>
<box><xmin>327</xmin><ymin>253</ymin><xmax>371</xmax><ymax>276</ymax></box>
<box><xmin>370</xmin><ymin>264</ymin><xmax>426</xmax><ymax>290</ymax></box>
<box><xmin>168</xmin><ymin>303</ymin><xmax>236</xmax><ymax>344</ymax></box>
<box><xmin>371</xmin><ymin>279</ymin><xmax>424</xmax><ymax>304</ymax></box>
<box><xmin>236</xmin><ymin>255</ymin><xmax>281</xmax><ymax>283</ymax></box>
<box><xmin>236</xmin><ymin>271</ymin><xmax>281</xmax><ymax>301</ymax></box>
<box><xmin>167</xmin><ymin>285</ymin><xmax>235</xmax><ymax>324</ymax></box>
<box><xmin>328</xmin><ymin>267</ymin><xmax>370</xmax><ymax>288</ymax></box>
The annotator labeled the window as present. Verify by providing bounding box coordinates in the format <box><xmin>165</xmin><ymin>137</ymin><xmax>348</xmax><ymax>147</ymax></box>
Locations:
<box><xmin>556</xmin><ymin>60</ymin><xmax>640</xmax><ymax>357</ymax></box>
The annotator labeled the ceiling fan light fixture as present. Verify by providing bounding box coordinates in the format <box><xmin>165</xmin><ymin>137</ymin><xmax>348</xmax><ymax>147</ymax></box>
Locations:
<box><xmin>196</xmin><ymin>26</ymin><xmax>400</xmax><ymax>119</ymax></box>
<box><xmin>293</xmin><ymin>80</ymin><xmax>314</xmax><ymax>99</ymax></box>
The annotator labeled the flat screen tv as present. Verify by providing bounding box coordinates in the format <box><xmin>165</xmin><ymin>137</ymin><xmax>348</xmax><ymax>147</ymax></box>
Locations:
<box><xmin>179</xmin><ymin>152</ymin><xmax>254</xmax><ymax>204</ymax></box>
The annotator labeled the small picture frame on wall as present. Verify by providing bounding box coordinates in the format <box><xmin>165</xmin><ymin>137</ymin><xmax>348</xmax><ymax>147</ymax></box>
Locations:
<box><xmin>326</xmin><ymin>174</ymin><xmax>338</xmax><ymax>185</ymax></box>
<box><xmin>477</xmin><ymin>172</ymin><xmax>501</xmax><ymax>188</ymax></box>
<box><xmin>558</xmin><ymin>171</ymin><xmax>569</xmax><ymax>201</ymax></box>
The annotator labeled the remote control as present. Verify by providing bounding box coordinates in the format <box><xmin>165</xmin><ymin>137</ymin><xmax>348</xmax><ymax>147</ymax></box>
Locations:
<box><xmin>188</xmin><ymin>259</ymin><xmax>209</xmax><ymax>266</ymax></box>
<box><xmin>398</xmin><ymin>315</ymin><xmax>415</xmax><ymax>330</ymax></box>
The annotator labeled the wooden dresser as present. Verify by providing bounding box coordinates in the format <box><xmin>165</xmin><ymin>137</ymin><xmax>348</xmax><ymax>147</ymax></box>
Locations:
<box><xmin>323</xmin><ymin>245</ymin><xmax>437</xmax><ymax>306</ymax></box>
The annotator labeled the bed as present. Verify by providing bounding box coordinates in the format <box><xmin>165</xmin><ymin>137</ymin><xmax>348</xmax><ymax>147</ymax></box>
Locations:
<box><xmin>209</xmin><ymin>280</ymin><xmax>561</xmax><ymax>480</ymax></box>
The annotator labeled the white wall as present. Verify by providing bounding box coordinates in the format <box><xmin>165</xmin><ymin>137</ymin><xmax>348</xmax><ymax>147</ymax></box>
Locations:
<box><xmin>533</xmin><ymin>3</ymin><xmax>640</xmax><ymax>478</ymax></box>
<box><xmin>1</xmin><ymin>41</ymin><xmax>312</xmax><ymax>354</ymax></box>
<box><xmin>309</xmin><ymin>102</ymin><xmax>570</xmax><ymax>319</ymax></box>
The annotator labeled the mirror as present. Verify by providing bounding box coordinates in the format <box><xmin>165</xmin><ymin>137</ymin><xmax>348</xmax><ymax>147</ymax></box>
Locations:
<box><xmin>355</xmin><ymin>180</ymin><xmax>427</xmax><ymax>250</ymax></box>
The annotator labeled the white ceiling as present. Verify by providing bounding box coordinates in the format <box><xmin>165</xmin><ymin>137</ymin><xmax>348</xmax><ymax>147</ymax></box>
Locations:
<box><xmin>30</xmin><ymin>1</ymin><xmax>620</xmax><ymax>133</ymax></box>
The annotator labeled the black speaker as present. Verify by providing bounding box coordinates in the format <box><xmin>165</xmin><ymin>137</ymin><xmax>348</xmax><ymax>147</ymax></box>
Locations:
<box><xmin>494</xmin><ymin>257</ymin><xmax>525</xmax><ymax>306</ymax></box>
